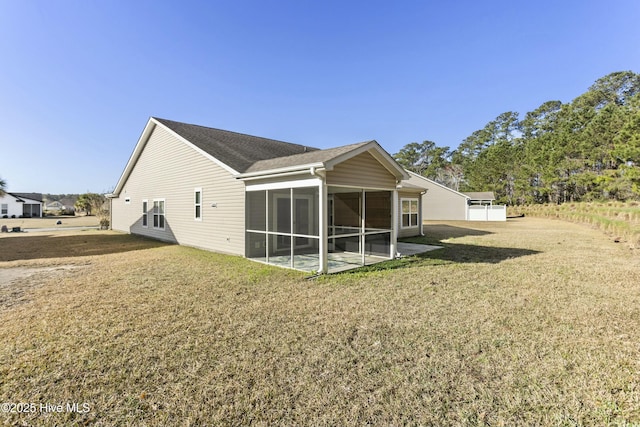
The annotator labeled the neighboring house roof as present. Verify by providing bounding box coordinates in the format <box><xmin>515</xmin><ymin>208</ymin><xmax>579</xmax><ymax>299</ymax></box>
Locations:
<box><xmin>155</xmin><ymin>118</ymin><xmax>318</xmax><ymax>173</ymax></box>
<box><xmin>45</xmin><ymin>198</ymin><xmax>77</xmax><ymax>210</ymax></box>
<box><xmin>7</xmin><ymin>192</ymin><xmax>43</xmax><ymax>203</ymax></box>
<box><xmin>406</xmin><ymin>171</ymin><xmax>470</xmax><ymax>199</ymax></box>
<box><xmin>112</xmin><ymin>117</ymin><xmax>409</xmax><ymax>196</ymax></box>
<box><xmin>462</xmin><ymin>192</ymin><xmax>495</xmax><ymax>201</ymax></box>
<box><xmin>59</xmin><ymin>197</ymin><xmax>78</xmax><ymax>208</ymax></box>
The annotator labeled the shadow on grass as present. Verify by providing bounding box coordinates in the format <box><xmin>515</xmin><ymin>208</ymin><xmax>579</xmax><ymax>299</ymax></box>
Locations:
<box><xmin>0</xmin><ymin>232</ymin><xmax>171</xmax><ymax>262</ymax></box>
<box><xmin>343</xmin><ymin>243</ymin><xmax>540</xmax><ymax>274</ymax></box>
<box><xmin>421</xmin><ymin>224</ymin><xmax>493</xmax><ymax>241</ymax></box>
<box><xmin>340</xmin><ymin>224</ymin><xmax>539</xmax><ymax>274</ymax></box>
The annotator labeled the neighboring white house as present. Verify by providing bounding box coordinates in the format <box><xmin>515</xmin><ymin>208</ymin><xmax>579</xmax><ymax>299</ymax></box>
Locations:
<box><xmin>405</xmin><ymin>172</ymin><xmax>506</xmax><ymax>221</ymax></box>
<box><xmin>0</xmin><ymin>193</ymin><xmax>43</xmax><ymax>218</ymax></box>
<box><xmin>109</xmin><ymin>117</ymin><xmax>426</xmax><ymax>274</ymax></box>
<box><xmin>45</xmin><ymin>197</ymin><xmax>77</xmax><ymax>214</ymax></box>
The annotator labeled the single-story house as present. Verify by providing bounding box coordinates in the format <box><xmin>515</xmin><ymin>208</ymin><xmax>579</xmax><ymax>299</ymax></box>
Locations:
<box><xmin>45</xmin><ymin>200</ymin><xmax>64</xmax><ymax>211</ymax></box>
<box><xmin>109</xmin><ymin>117</ymin><xmax>426</xmax><ymax>273</ymax></box>
<box><xmin>405</xmin><ymin>172</ymin><xmax>506</xmax><ymax>221</ymax></box>
<box><xmin>0</xmin><ymin>192</ymin><xmax>43</xmax><ymax>218</ymax></box>
<box><xmin>45</xmin><ymin>198</ymin><xmax>77</xmax><ymax>214</ymax></box>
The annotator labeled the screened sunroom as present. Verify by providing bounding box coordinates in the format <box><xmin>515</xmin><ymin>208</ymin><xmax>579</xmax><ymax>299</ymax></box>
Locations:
<box><xmin>241</xmin><ymin>141</ymin><xmax>422</xmax><ymax>274</ymax></box>
<box><xmin>246</xmin><ymin>185</ymin><xmax>322</xmax><ymax>272</ymax></box>
<box><xmin>245</xmin><ymin>184</ymin><xmax>397</xmax><ymax>273</ymax></box>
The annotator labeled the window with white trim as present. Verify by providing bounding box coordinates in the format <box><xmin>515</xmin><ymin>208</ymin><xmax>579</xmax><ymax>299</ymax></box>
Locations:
<box><xmin>1</xmin><ymin>204</ymin><xmax>7</xmax><ymax>215</ymax></box>
<box><xmin>194</xmin><ymin>188</ymin><xmax>202</xmax><ymax>220</ymax></box>
<box><xmin>153</xmin><ymin>199</ymin><xmax>165</xmax><ymax>229</ymax></box>
<box><xmin>142</xmin><ymin>200</ymin><xmax>148</xmax><ymax>227</ymax></box>
<box><xmin>401</xmin><ymin>199</ymin><xmax>419</xmax><ymax>228</ymax></box>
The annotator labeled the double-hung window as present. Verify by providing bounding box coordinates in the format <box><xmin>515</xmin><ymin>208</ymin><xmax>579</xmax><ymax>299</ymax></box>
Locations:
<box><xmin>194</xmin><ymin>188</ymin><xmax>202</xmax><ymax>220</ymax></box>
<box><xmin>1</xmin><ymin>204</ymin><xmax>7</xmax><ymax>215</ymax></box>
<box><xmin>142</xmin><ymin>200</ymin><xmax>148</xmax><ymax>227</ymax></box>
<box><xmin>153</xmin><ymin>199</ymin><xmax>165</xmax><ymax>229</ymax></box>
<box><xmin>401</xmin><ymin>199</ymin><xmax>419</xmax><ymax>228</ymax></box>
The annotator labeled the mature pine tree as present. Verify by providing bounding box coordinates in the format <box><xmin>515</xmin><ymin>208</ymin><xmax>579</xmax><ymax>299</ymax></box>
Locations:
<box><xmin>393</xmin><ymin>140</ymin><xmax>450</xmax><ymax>180</ymax></box>
<box><xmin>395</xmin><ymin>71</ymin><xmax>640</xmax><ymax>204</ymax></box>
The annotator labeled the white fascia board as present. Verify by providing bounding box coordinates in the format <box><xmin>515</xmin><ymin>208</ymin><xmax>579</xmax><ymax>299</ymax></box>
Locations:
<box><xmin>20</xmin><ymin>198</ymin><xmax>42</xmax><ymax>204</ymax></box>
<box><xmin>323</xmin><ymin>141</ymin><xmax>375</xmax><ymax>171</ymax></box>
<box><xmin>111</xmin><ymin>118</ymin><xmax>241</xmax><ymax>197</ymax></box>
<box><xmin>8</xmin><ymin>195</ymin><xmax>41</xmax><ymax>204</ymax></box>
<box><xmin>237</xmin><ymin>163</ymin><xmax>325</xmax><ymax>180</ymax></box>
<box><xmin>111</xmin><ymin>118</ymin><xmax>157</xmax><ymax>197</ymax></box>
<box><xmin>368</xmin><ymin>144</ymin><xmax>410</xmax><ymax>180</ymax></box>
<box><xmin>406</xmin><ymin>170</ymin><xmax>470</xmax><ymax>199</ymax></box>
<box><xmin>324</xmin><ymin>141</ymin><xmax>409</xmax><ymax>180</ymax></box>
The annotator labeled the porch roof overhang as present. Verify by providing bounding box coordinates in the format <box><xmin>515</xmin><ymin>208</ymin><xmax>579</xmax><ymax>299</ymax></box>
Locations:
<box><xmin>236</xmin><ymin>163</ymin><xmax>326</xmax><ymax>181</ymax></box>
<box><xmin>398</xmin><ymin>181</ymin><xmax>428</xmax><ymax>193</ymax></box>
<box><xmin>236</xmin><ymin>140</ymin><xmax>409</xmax><ymax>182</ymax></box>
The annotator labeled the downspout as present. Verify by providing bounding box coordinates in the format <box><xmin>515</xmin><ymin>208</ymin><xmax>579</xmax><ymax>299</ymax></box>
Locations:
<box><xmin>419</xmin><ymin>190</ymin><xmax>427</xmax><ymax>236</ymax></box>
<box><xmin>310</xmin><ymin>166</ymin><xmax>328</xmax><ymax>274</ymax></box>
<box><xmin>391</xmin><ymin>181</ymin><xmax>400</xmax><ymax>259</ymax></box>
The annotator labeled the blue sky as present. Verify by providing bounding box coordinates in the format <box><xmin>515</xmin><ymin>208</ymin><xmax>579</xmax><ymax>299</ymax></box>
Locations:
<box><xmin>1</xmin><ymin>0</ymin><xmax>639</xmax><ymax>193</ymax></box>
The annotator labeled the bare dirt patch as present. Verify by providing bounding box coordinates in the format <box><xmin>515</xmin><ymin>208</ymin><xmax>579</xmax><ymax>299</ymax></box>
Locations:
<box><xmin>0</xmin><ymin>265</ymin><xmax>89</xmax><ymax>309</ymax></box>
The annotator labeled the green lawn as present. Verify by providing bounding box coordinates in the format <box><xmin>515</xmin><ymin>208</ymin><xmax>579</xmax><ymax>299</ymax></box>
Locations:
<box><xmin>1</xmin><ymin>218</ymin><xmax>639</xmax><ymax>425</ymax></box>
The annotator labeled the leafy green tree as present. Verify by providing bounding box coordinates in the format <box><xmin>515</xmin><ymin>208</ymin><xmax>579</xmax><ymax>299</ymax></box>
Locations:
<box><xmin>75</xmin><ymin>193</ymin><xmax>106</xmax><ymax>216</ymax></box>
<box><xmin>394</xmin><ymin>140</ymin><xmax>450</xmax><ymax>179</ymax></box>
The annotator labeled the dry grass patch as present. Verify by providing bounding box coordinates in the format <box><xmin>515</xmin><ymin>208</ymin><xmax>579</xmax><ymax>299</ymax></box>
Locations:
<box><xmin>513</xmin><ymin>202</ymin><xmax>640</xmax><ymax>248</ymax></box>
<box><xmin>1</xmin><ymin>220</ymin><xmax>640</xmax><ymax>425</ymax></box>
<box><xmin>0</xmin><ymin>215</ymin><xmax>99</xmax><ymax>230</ymax></box>
<box><xmin>0</xmin><ymin>230</ymin><xmax>168</xmax><ymax>263</ymax></box>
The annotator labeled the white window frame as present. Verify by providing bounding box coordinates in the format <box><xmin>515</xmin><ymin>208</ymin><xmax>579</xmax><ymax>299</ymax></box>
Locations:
<box><xmin>153</xmin><ymin>199</ymin><xmax>165</xmax><ymax>230</ymax></box>
<box><xmin>401</xmin><ymin>198</ymin><xmax>419</xmax><ymax>228</ymax></box>
<box><xmin>1</xmin><ymin>204</ymin><xmax>7</xmax><ymax>215</ymax></box>
<box><xmin>194</xmin><ymin>188</ymin><xmax>202</xmax><ymax>221</ymax></box>
<box><xmin>142</xmin><ymin>199</ymin><xmax>148</xmax><ymax>228</ymax></box>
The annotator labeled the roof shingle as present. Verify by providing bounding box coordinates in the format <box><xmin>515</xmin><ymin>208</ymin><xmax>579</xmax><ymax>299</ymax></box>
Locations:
<box><xmin>155</xmin><ymin>118</ymin><xmax>319</xmax><ymax>173</ymax></box>
<box><xmin>244</xmin><ymin>141</ymin><xmax>372</xmax><ymax>173</ymax></box>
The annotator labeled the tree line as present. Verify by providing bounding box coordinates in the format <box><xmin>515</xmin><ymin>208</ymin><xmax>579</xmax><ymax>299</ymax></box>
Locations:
<box><xmin>394</xmin><ymin>71</ymin><xmax>640</xmax><ymax>204</ymax></box>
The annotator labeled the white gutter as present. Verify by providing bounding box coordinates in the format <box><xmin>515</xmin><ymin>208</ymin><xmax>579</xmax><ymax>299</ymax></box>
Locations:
<box><xmin>236</xmin><ymin>162</ymin><xmax>325</xmax><ymax>180</ymax></box>
<box><xmin>419</xmin><ymin>189</ymin><xmax>427</xmax><ymax>236</ymax></box>
<box><xmin>310</xmin><ymin>166</ymin><xmax>328</xmax><ymax>274</ymax></box>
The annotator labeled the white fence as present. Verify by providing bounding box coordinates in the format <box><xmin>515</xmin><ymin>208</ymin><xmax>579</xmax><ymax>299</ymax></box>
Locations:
<box><xmin>467</xmin><ymin>205</ymin><xmax>507</xmax><ymax>221</ymax></box>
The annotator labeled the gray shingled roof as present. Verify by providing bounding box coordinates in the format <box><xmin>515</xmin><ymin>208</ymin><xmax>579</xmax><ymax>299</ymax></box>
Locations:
<box><xmin>155</xmin><ymin>118</ymin><xmax>319</xmax><ymax>173</ymax></box>
<box><xmin>244</xmin><ymin>141</ymin><xmax>372</xmax><ymax>173</ymax></box>
<box><xmin>8</xmin><ymin>192</ymin><xmax>43</xmax><ymax>202</ymax></box>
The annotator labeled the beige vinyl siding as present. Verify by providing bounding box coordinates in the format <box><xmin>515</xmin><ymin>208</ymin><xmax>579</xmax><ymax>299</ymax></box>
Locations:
<box><xmin>111</xmin><ymin>125</ymin><xmax>245</xmax><ymax>255</ymax></box>
<box><xmin>397</xmin><ymin>190</ymin><xmax>423</xmax><ymax>238</ymax></box>
<box><xmin>406</xmin><ymin>174</ymin><xmax>468</xmax><ymax>221</ymax></box>
<box><xmin>326</xmin><ymin>151</ymin><xmax>396</xmax><ymax>189</ymax></box>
